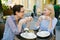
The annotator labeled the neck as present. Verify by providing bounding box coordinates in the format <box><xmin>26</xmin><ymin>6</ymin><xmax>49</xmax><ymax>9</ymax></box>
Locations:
<box><xmin>14</xmin><ymin>15</ymin><xmax>19</xmax><ymax>21</ymax></box>
<box><xmin>45</xmin><ymin>15</ymin><xmax>53</xmax><ymax>18</ymax></box>
<box><xmin>44</xmin><ymin>14</ymin><xmax>50</xmax><ymax>17</ymax></box>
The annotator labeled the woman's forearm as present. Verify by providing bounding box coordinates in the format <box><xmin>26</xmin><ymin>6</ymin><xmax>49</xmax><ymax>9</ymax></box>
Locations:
<box><xmin>48</xmin><ymin>20</ymin><xmax>52</xmax><ymax>30</ymax></box>
<box><xmin>26</xmin><ymin>22</ymin><xmax>30</xmax><ymax>28</ymax></box>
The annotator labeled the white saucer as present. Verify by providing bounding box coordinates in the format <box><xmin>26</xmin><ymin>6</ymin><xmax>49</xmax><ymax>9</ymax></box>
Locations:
<box><xmin>37</xmin><ymin>31</ymin><xmax>50</xmax><ymax>37</ymax></box>
<box><xmin>20</xmin><ymin>32</ymin><xmax>37</xmax><ymax>39</ymax></box>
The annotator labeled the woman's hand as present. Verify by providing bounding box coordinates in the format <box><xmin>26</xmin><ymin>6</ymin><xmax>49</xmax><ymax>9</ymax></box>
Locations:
<box><xmin>19</xmin><ymin>16</ymin><xmax>33</xmax><ymax>24</ymax></box>
<box><xmin>25</xmin><ymin>16</ymin><xmax>33</xmax><ymax>22</ymax></box>
<box><xmin>19</xmin><ymin>19</ymin><xmax>27</xmax><ymax>24</ymax></box>
<box><xmin>25</xmin><ymin>17</ymin><xmax>33</xmax><ymax>28</ymax></box>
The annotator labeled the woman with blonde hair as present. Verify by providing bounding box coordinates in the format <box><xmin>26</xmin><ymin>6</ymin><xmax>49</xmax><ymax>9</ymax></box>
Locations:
<box><xmin>36</xmin><ymin>4</ymin><xmax>57</xmax><ymax>36</ymax></box>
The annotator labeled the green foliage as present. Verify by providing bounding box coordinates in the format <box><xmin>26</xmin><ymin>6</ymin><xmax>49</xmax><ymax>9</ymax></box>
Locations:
<box><xmin>54</xmin><ymin>5</ymin><xmax>60</xmax><ymax>11</ymax></box>
<box><xmin>2</xmin><ymin>4</ymin><xmax>9</xmax><ymax>11</ymax></box>
<box><xmin>5</xmin><ymin>0</ymin><xmax>8</xmax><ymax>2</ymax></box>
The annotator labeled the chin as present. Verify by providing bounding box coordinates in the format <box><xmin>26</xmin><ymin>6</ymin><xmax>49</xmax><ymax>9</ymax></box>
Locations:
<box><xmin>21</xmin><ymin>17</ymin><xmax>23</xmax><ymax>19</ymax></box>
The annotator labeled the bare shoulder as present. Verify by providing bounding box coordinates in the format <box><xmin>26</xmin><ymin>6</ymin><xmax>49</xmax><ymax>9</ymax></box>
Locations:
<box><xmin>53</xmin><ymin>17</ymin><xmax>57</xmax><ymax>21</ymax></box>
<box><xmin>53</xmin><ymin>17</ymin><xmax>58</xmax><ymax>22</ymax></box>
<box><xmin>38</xmin><ymin>15</ymin><xmax>44</xmax><ymax>20</ymax></box>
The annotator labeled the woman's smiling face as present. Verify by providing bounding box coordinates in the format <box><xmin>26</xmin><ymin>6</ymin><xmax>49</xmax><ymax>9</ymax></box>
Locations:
<box><xmin>43</xmin><ymin>8</ymin><xmax>51</xmax><ymax>16</ymax></box>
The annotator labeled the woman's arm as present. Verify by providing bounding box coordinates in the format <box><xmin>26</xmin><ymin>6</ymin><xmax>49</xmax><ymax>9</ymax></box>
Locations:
<box><xmin>44</xmin><ymin>16</ymin><xmax>52</xmax><ymax>30</ymax></box>
<box><xmin>47</xmin><ymin>17</ymin><xmax>57</xmax><ymax>33</ymax></box>
<box><xmin>48</xmin><ymin>18</ymin><xmax>52</xmax><ymax>30</ymax></box>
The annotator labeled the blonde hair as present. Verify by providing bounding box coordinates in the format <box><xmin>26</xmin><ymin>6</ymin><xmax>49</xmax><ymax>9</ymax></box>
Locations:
<box><xmin>44</xmin><ymin>4</ymin><xmax>55</xmax><ymax>19</ymax></box>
